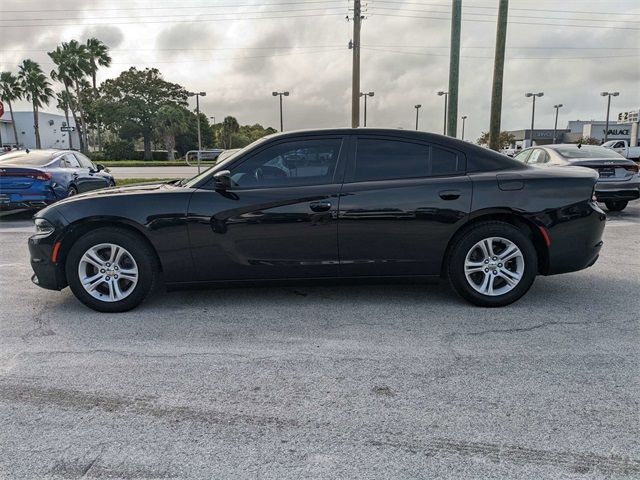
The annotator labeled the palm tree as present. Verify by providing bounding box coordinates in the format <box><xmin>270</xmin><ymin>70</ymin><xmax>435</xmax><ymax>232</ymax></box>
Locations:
<box><xmin>18</xmin><ymin>60</ymin><xmax>53</xmax><ymax>149</ymax></box>
<box><xmin>154</xmin><ymin>105</ymin><xmax>189</xmax><ymax>160</ymax></box>
<box><xmin>85</xmin><ymin>38</ymin><xmax>111</xmax><ymax>151</ymax></box>
<box><xmin>0</xmin><ymin>71</ymin><xmax>23</xmax><ymax>147</ymax></box>
<box><xmin>85</xmin><ymin>38</ymin><xmax>111</xmax><ymax>93</ymax></box>
<box><xmin>49</xmin><ymin>46</ymin><xmax>81</xmax><ymax>150</ymax></box>
<box><xmin>56</xmin><ymin>91</ymin><xmax>76</xmax><ymax>149</ymax></box>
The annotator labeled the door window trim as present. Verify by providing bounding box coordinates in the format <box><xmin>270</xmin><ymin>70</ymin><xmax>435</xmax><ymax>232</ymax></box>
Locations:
<box><xmin>344</xmin><ymin>135</ymin><xmax>467</xmax><ymax>184</ymax></box>
<box><xmin>204</xmin><ymin>135</ymin><xmax>348</xmax><ymax>190</ymax></box>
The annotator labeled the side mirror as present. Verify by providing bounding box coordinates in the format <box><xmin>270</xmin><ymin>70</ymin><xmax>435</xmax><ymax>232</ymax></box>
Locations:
<box><xmin>95</xmin><ymin>163</ymin><xmax>105</xmax><ymax>172</ymax></box>
<box><xmin>213</xmin><ymin>170</ymin><xmax>232</xmax><ymax>190</ymax></box>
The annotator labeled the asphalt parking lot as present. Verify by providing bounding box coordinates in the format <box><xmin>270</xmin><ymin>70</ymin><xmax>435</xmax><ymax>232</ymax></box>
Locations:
<box><xmin>0</xmin><ymin>204</ymin><xmax>638</xmax><ymax>479</ymax></box>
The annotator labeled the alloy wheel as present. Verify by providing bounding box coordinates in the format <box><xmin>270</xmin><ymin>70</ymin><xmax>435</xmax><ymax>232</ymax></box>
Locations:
<box><xmin>464</xmin><ymin>236</ymin><xmax>525</xmax><ymax>297</ymax></box>
<box><xmin>77</xmin><ymin>243</ymin><xmax>139</xmax><ymax>302</ymax></box>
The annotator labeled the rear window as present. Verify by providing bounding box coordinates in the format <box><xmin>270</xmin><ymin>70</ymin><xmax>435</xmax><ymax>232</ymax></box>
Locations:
<box><xmin>554</xmin><ymin>145</ymin><xmax>624</xmax><ymax>159</ymax></box>
<box><xmin>0</xmin><ymin>151</ymin><xmax>56</xmax><ymax>166</ymax></box>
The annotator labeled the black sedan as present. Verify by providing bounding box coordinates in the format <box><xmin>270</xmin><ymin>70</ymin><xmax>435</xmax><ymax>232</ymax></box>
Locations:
<box><xmin>28</xmin><ymin>129</ymin><xmax>606</xmax><ymax>312</ymax></box>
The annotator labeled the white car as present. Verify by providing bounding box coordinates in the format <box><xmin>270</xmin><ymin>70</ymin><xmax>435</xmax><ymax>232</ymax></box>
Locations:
<box><xmin>602</xmin><ymin>140</ymin><xmax>640</xmax><ymax>161</ymax></box>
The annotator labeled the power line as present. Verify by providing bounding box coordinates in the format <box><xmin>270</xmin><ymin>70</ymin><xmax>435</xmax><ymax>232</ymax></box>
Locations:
<box><xmin>364</xmin><ymin>47</ymin><xmax>640</xmax><ymax>60</ymax></box>
<box><xmin>0</xmin><ymin>12</ymin><xmax>347</xmax><ymax>28</ymax></box>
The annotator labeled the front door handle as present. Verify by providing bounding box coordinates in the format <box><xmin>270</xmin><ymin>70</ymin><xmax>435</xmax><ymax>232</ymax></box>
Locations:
<box><xmin>439</xmin><ymin>190</ymin><xmax>461</xmax><ymax>200</ymax></box>
<box><xmin>309</xmin><ymin>200</ymin><xmax>332</xmax><ymax>212</ymax></box>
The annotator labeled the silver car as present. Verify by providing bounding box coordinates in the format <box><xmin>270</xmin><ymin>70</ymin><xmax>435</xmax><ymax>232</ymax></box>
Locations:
<box><xmin>514</xmin><ymin>144</ymin><xmax>640</xmax><ymax>211</ymax></box>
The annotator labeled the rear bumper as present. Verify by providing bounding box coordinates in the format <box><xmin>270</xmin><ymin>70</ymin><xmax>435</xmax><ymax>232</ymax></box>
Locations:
<box><xmin>0</xmin><ymin>190</ymin><xmax>57</xmax><ymax>210</ymax></box>
<box><xmin>545</xmin><ymin>201</ymin><xmax>606</xmax><ymax>275</ymax></box>
<box><xmin>595</xmin><ymin>179</ymin><xmax>640</xmax><ymax>202</ymax></box>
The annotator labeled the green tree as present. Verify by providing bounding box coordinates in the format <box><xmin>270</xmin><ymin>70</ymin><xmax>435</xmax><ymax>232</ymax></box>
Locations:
<box><xmin>175</xmin><ymin>112</ymin><xmax>213</xmax><ymax>155</ymax></box>
<box><xmin>217</xmin><ymin>116</ymin><xmax>240</xmax><ymax>149</ymax></box>
<box><xmin>0</xmin><ymin>71</ymin><xmax>23</xmax><ymax>146</ymax></box>
<box><xmin>154</xmin><ymin>105</ymin><xmax>189</xmax><ymax>160</ymax></box>
<box><xmin>99</xmin><ymin>67</ymin><xmax>188</xmax><ymax>159</ymax></box>
<box><xmin>576</xmin><ymin>136</ymin><xmax>600</xmax><ymax>145</ymax></box>
<box><xmin>477</xmin><ymin>130</ymin><xmax>514</xmax><ymax>149</ymax></box>
<box><xmin>56</xmin><ymin>91</ymin><xmax>76</xmax><ymax>149</ymax></box>
<box><xmin>49</xmin><ymin>45</ymin><xmax>82</xmax><ymax>150</ymax></box>
<box><xmin>18</xmin><ymin>60</ymin><xmax>53</xmax><ymax>149</ymax></box>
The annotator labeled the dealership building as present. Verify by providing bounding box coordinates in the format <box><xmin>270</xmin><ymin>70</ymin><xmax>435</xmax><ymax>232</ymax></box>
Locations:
<box><xmin>0</xmin><ymin>111</ymin><xmax>79</xmax><ymax>150</ymax></box>
<box><xmin>506</xmin><ymin>118</ymin><xmax>640</xmax><ymax>149</ymax></box>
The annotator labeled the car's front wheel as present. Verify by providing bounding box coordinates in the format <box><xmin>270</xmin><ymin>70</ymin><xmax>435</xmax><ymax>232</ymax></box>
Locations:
<box><xmin>447</xmin><ymin>222</ymin><xmax>538</xmax><ymax>307</ymax></box>
<box><xmin>66</xmin><ymin>228</ymin><xmax>159</xmax><ymax>312</ymax></box>
<box><xmin>604</xmin><ymin>200</ymin><xmax>627</xmax><ymax>212</ymax></box>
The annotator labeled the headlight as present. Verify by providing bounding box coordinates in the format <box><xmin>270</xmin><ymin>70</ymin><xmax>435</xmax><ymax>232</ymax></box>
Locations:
<box><xmin>34</xmin><ymin>218</ymin><xmax>55</xmax><ymax>236</ymax></box>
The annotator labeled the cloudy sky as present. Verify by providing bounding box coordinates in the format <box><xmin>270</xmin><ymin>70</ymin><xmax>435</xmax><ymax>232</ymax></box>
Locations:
<box><xmin>1</xmin><ymin>0</ymin><xmax>639</xmax><ymax>142</ymax></box>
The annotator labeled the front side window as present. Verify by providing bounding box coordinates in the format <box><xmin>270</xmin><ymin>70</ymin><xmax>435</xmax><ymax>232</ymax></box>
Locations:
<box><xmin>75</xmin><ymin>152</ymin><xmax>94</xmax><ymax>169</ymax></box>
<box><xmin>353</xmin><ymin>138</ymin><xmax>460</xmax><ymax>182</ymax></box>
<box><xmin>229</xmin><ymin>139</ymin><xmax>342</xmax><ymax>188</ymax></box>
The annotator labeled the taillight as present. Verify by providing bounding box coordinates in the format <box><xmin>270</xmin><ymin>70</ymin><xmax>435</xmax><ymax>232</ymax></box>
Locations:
<box><xmin>32</xmin><ymin>172</ymin><xmax>51</xmax><ymax>181</ymax></box>
<box><xmin>623</xmin><ymin>164</ymin><xmax>639</xmax><ymax>174</ymax></box>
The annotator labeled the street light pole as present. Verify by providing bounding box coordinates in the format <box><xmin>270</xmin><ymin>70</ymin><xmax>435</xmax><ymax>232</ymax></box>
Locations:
<box><xmin>414</xmin><ymin>104</ymin><xmax>421</xmax><ymax>130</ymax></box>
<box><xmin>438</xmin><ymin>91</ymin><xmax>448</xmax><ymax>135</ymax></box>
<box><xmin>461</xmin><ymin>115</ymin><xmax>467</xmax><ymax>141</ymax></box>
<box><xmin>525</xmin><ymin>92</ymin><xmax>544</xmax><ymax>147</ymax></box>
<box><xmin>360</xmin><ymin>92</ymin><xmax>374</xmax><ymax>126</ymax></box>
<box><xmin>272</xmin><ymin>91</ymin><xmax>290</xmax><ymax>132</ymax></box>
<box><xmin>552</xmin><ymin>104</ymin><xmax>563</xmax><ymax>144</ymax></box>
<box><xmin>188</xmin><ymin>91</ymin><xmax>207</xmax><ymax>173</ymax></box>
<box><xmin>601</xmin><ymin>91</ymin><xmax>619</xmax><ymax>142</ymax></box>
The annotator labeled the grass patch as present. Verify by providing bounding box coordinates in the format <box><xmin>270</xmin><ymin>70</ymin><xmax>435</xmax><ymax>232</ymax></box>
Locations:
<box><xmin>102</xmin><ymin>160</ymin><xmax>216</xmax><ymax>167</ymax></box>
<box><xmin>115</xmin><ymin>178</ymin><xmax>170</xmax><ymax>186</ymax></box>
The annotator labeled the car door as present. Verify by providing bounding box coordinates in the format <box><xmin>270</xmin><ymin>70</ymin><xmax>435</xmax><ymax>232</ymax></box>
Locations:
<box><xmin>187</xmin><ymin>136</ymin><xmax>347</xmax><ymax>281</ymax></box>
<box><xmin>338</xmin><ymin>135</ymin><xmax>472</xmax><ymax>277</ymax></box>
<box><xmin>74</xmin><ymin>152</ymin><xmax>109</xmax><ymax>191</ymax></box>
<box><xmin>58</xmin><ymin>153</ymin><xmax>89</xmax><ymax>192</ymax></box>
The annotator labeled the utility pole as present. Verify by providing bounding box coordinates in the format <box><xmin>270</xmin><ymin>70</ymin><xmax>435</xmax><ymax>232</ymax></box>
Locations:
<box><xmin>488</xmin><ymin>0</ymin><xmax>509</xmax><ymax>151</ymax></box>
<box><xmin>525</xmin><ymin>92</ymin><xmax>543</xmax><ymax>147</ymax></box>
<box><xmin>351</xmin><ymin>0</ymin><xmax>362</xmax><ymax>128</ymax></box>
<box><xmin>438</xmin><ymin>91</ymin><xmax>448</xmax><ymax>135</ymax></box>
<box><xmin>552</xmin><ymin>104</ymin><xmax>563</xmax><ymax>143</ymax></box>
<box><xmin>415</xmin><ymin>104</ymin><xmax>422</xmax><ymax>130</ymax></box>
<box><xmin>360</xmin><ymin>92</ymin><xmax>374</xmax><ymax>126</ymax></box>
<box><xmin>601</xmin><ymin>91</ymin><xmax>619</xmax><ymax>142</ymax></box>
<box><xmin>447</xmin><ymin>0</ymin><xmax>462</xmax><ymax>137</ymax></box>
<box><xmin>272</xmin><ymin>91</ymin><xmax>290</xmax><ymax>132</ymax></box>
<box><xmin>461</xmin><ymin>115</ymin><xmax>467</xmax><ymax>140</ymax></box>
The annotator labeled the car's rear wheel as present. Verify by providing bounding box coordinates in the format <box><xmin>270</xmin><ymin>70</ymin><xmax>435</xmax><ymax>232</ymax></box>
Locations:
<box><xmin>447</xmin><ymin>222</ymin><xmax>538</xmax><ymax>307</ymax></box>
<box><xmin>604</xmin><ymin>200</ymin><xmax>627</xmax><ymax>212</ymax></box>
<box><xmin>66</xmin><ymin>228</ymin><xmax>158</xmax><ymax>312</ymax></box>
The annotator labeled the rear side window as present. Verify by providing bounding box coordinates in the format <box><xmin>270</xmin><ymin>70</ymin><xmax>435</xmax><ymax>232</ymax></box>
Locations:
<box><xmin>62</xmin><ymin>154</ymin><xmax>80</xmax><ymax>168</ymax></box>
<box><xmin>353</xmin><ymin>138</ymin><xmax>460</xmax><ymax>182</ymax></box>
<box><xmin>514</xmin><ymin>150</ymin><xmax>531</xmax><ymax>163</ymax></box>
<box><xmin>527</xmin><ymin>149</ymin><xmax>549</xmax><ymax>164</ymax></box>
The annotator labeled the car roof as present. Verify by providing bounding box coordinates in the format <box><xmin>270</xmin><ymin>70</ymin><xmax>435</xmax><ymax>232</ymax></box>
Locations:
<box><xmin>0</xmin><ymin>149</ymin><xmax>71</xmax><ymax>166</ymax></box>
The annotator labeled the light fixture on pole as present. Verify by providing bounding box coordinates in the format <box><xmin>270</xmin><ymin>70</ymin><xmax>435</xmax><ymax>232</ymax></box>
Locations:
<box><xmin>437</xmin><ymin>91</ymin><xmax>448</xmax><ymax>135</ymax></box>
<box><xmin>188</xmin><ymin>91</ymin><xmax>207</xmax><ymax>173</ymax></box>
<box><xmin>272</xmin><ymin>91</ymin><xmax>290</xmax><ymax>132</ymax></box>
<box><xmin>600</xmin><ymin>92</ymin><xmax>619</xmax><ymax>142</ymax></box>
<box><xmin>414</xmin><ymin>104</ymin><xmax>422</xmax><ymax>131</ymax></box>
<box><xmin>524</xmin><ymin>92</ymin><xmax>544</xmax><ymax>147</ymax></box>
<box><xmin>209</xmin><ymin>116</ymin><xmax>215</xmax><ymax>126</ymax></box>
<box><xmin>461</xmin><ymin>115</ymin><xmax>467</xmax><ymax>141</ymax></box>
<box><xmin>552</xmin><ymin>104</ymin><xmax>563</xmax><ymax>144</ymax></box>
<box><xmin>360</xmin><ymin>92</ymin><xmax>374</xmax><ymax>127</ymax></box>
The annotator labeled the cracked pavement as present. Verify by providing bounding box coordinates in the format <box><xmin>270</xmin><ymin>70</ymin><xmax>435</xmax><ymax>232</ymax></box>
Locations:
<box><xmin>0</xmin><ymin>203</ymin><xmax>638</xmax><ymax>479</ymax></box>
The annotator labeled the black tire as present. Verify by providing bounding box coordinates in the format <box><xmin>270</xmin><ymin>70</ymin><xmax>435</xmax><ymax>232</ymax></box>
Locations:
<box><xmin>67</xmin><ymin>185</ymin><xmax>78</xmax><ymax>197</ymax></box>
<box><xmin>604</xmin><ymin>200</ymin><xmax>627</xmax><ymax>212</ymax></box>
<box><xmin>447</xmin><ymin>221</ymin><xmax>538</xmax><ymax>307</ymax></box>
<box><xmin>65</xmin><ymin>227</ymin><xmax>159</xmax><ymax>312</ymax></box>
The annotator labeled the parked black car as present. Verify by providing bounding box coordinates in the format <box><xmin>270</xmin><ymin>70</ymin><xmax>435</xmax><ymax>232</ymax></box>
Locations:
<box><xmin>29</xmin><ymin>129</ymin><xmax>606</xmax><ymax>312</ymax></box>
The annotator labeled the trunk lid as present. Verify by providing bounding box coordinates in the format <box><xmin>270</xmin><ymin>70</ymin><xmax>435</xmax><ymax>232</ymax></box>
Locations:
<box><xmin>569</xmin><ymin>158</ymin><xmax>638</xmax><ymax>182</ymax></box>
<box><xmin>0</xmin><ymin>165</ymin><xmax>50</xmax><ymax>190</ymax></box>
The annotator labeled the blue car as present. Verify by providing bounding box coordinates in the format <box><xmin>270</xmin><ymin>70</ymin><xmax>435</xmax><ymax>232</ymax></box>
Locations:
<box><xmin>0</xmin><ymin>149</ymin><xmax>115</xmax><ymax>210</ymax></box>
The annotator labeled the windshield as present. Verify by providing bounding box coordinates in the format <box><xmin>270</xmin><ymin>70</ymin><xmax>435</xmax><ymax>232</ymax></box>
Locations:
<box><xmin>182</xmin><ymin>140</ymin><xmax>267</xmax><ymax>188</ymax></box>
<box><xmin>553</xmin><ymin>145</ymin><xmax>624</xmax><ymax>159</ymax></box>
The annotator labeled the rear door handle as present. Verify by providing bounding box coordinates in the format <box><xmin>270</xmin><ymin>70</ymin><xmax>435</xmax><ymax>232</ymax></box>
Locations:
<box><xmin>309</xmin><ymin>200</ymin><xmax>332</xmax><ymax>212</ymax></box>
<box><xmin>439</xmin><ymin>190</ymin><xmax>461</xmax><ymax>200</ymax></box>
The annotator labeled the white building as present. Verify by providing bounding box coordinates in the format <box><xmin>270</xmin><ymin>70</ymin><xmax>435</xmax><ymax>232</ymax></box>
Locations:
<box><xmin>0</xmin><ymin>111</ymin><xmax>79</xmax><ymax>150</ymax></box>
<box><xmin>567</xmin><ymin>120</ymin><xmax>640</xmax><ymax>145</ymax></box>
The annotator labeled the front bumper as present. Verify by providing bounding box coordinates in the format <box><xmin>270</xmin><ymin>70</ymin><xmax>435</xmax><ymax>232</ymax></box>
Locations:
<box><xmin>28</xmin><ymin>233</ymin><xmax>67</xmax><ymax>291</ymax></box>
